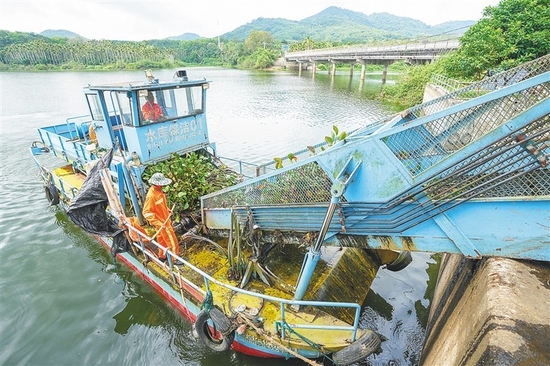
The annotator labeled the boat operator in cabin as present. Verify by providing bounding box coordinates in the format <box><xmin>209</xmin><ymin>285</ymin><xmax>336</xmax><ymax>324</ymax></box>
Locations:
<box><xmin>142</xmin><ymin>172</ymin><xmax>180</xmax><ymax>263</ymax></box>
<box><xmin>141</xmin><ymin>91</ymin><xmax>165</xmax><ymax>122</ymax></box>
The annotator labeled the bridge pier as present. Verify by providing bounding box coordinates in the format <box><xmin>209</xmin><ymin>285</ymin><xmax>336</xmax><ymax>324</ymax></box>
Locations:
<box><xmin>382</xmin><ymin>63</ymin><xmax>389</xmax><ymax>85</ymax></box>
<box><xmin>358</xmin><ymin>60</ymin><xmax>367</xmax><ymax>82</ymax></box>
<box><xmin>308</xmin><ymin>59</ymin><xmax>317</xmax><ymax>77</ymax></box>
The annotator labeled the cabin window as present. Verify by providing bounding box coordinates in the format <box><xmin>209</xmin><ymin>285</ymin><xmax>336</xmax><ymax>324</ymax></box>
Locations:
<box><xmin>86</xmin><ymin>93</ymin><xmax>104</xmax><ymax>121</ymax></box>
<box><xmin>112</xmin><ymin>91</ymin><xmax>133</xmax><ymax>126</ymax></box>
<box><xmin>138</xmin><ymin>86</ymin><xmax>203</xmax><ymax>125</ymax></box>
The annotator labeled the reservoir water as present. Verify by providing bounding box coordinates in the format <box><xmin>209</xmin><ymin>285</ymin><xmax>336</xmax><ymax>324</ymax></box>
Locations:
<box><xmin>0</xmin><ymin>67</ymin><xmax>440</xmax><ymax>366</ymax></box>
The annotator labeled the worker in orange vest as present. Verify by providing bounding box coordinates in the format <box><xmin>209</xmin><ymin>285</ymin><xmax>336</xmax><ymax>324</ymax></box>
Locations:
<box><xmin>142</xmin><ymin>172</ymin><xmax>179</xmax><ymax>262</ymax></box>
<box><xmin>141</xmin><ymin>92</ymin><xmax>165</xmax><ymax>122</ymax></box>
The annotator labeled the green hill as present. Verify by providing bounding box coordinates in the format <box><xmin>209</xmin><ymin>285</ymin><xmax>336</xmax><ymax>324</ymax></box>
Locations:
<box><xmin>222</xmin><ymin>6</ymin><xmax>474</xmax><ymax>42</ymax></box>
<box><xmin>40</xmin><ymin>29</ymin><xmax>86</xmax><ymax>39</ymax></box>
<box><xmin>165</xmin><ymin>33</ymin><xmax>202</xmax><ymax>41</ymax></box>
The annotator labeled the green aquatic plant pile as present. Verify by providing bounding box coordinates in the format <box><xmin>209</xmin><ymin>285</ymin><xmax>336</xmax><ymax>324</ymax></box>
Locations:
<box><xmin>143</xmin><ymin>151</ymin><xmax>242</xmax><ymax>221</ymax></box>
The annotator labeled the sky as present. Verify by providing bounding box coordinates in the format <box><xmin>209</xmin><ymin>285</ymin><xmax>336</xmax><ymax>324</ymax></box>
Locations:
<box><xmin>1</xmin><ymin>0</ymin><xmax>501</xmax><ymax>41</ymax></box>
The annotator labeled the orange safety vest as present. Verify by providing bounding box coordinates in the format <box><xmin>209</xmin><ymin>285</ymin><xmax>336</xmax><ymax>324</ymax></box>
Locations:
<box><xmin>142</xmin><ymin>102</ymin><xmax>163</xmax><ymax>122</ymax></box>
<box><xmin>142</xmin><ymin>185</ymin><xmax>178</xmax><ymax>258</ymax></box>
<box><xmin>88</xmin><ymin>123</ymin><xmax>97</xmax><ymax>141</ymax></box>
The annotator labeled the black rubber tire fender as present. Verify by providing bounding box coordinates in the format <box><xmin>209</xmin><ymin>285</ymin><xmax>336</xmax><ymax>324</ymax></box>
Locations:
<box><xmin>194</xmin><ymin>310</ymin><xmax>234</xmax><ymax>352</ymax></box>
<box><xmin>208</xmin><ymin>306</ymin><xmax>234</xmax><ymax>335</ymax></box>
<box><xmin>332</xmin><ymin>329</ymin><xmax>382</xmax><ymax>366</ymax></box>
<box><xmin>385</xmin><ymin>250</ymin><xmax>413</xmax><ymax>272</ymax></box>
<box><xmin>45</xmin><ymin>184</ymin><xmax>60</xmax><ymax>206</ymax></box>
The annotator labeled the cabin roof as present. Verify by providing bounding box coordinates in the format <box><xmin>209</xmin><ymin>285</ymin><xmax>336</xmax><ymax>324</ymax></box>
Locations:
<box><xmin>85</xmin><ymin>77</ymin><xmax>209</xmax><ymax>92</ymax></box>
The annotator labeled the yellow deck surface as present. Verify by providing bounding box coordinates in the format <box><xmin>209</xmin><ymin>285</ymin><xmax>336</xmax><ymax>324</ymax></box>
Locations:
<box><xmin>53</xmin><ymin>165</ymin><xmax>85</xmax><ymax>200</ymax></box>
<box><xmin>144</xmin><ymin>239</ymin><xmax>379</xmax><ymax>352</ymax></box>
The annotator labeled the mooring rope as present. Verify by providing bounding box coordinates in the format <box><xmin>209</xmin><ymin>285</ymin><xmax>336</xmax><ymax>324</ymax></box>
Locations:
<box><xmin>281</xmin><ymin>322</ymin><xmax>334</xmax><ymax>363</ymax></box>
<box><xmin>200</xmin><ymin>290</ymin><xmax>214</xmax><ymax>313</ymax></box>
<box><xmin>236</xmin><ymin>314</ymin><xmax>322</xmax><ymax>366</ymax></box>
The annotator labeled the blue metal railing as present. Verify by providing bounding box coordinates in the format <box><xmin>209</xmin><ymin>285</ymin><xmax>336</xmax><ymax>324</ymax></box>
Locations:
<box><xmin>124</xmin><ymin>223</ymin><xmax>362</xmax><ymax>343</ymax></box>
<box><xmin>38</xmin><ymin>115</ymin><xmax>97</xmax><ymax>166</ymax></box>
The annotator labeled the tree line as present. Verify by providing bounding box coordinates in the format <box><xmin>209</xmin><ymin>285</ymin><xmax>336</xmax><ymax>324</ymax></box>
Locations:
<box><xmin>0</xmin><ymin>27</ymin><xmax>385</xmax><ymax>72</ymax></box>
<box><xmin>0</xmin><ymin>29</ymin><xmax>337</xmax><ymax>71</ymax></box>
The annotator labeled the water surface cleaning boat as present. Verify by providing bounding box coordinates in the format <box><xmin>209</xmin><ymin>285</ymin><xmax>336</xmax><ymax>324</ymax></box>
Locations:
<box><xmin>30</xmin><ymin>69</ymin><xmax>398</xmax><ymax>366</ymax></box>
<box><xmin>31</xmin><ymin>55</ymin><xmax>550</xmax><ymax>365</ymax></box>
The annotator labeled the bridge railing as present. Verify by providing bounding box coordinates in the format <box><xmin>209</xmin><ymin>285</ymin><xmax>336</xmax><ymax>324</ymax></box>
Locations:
<box><xmin>429</xmin><ymin>74</ymin><xmax>473</xmax><ymax>94</ymax></box>
<box><xmin>285</xmin><ymin>39</ymin><xmax>460</xmax><ymax>60</ymax></box>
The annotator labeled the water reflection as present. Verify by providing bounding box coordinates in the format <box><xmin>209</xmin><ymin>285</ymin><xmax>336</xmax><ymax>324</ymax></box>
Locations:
<box><xmin>54</xmin><ymin>210</ymin><xmax>114</xmax><ymax>267</ymax></box>
<box><xmin>360</xmin><ymin>253</ymin><xmax>441</xmax><ymax>366</ymax></box>
<box><xmin>112</xmin><ymin>286</ymin><xmax>163</xmax><ymax>335</ymax></box>
<box><xmin>364</xmin><ymin>289</ymin><xmax>394</xmax><ymax>322</ymax></box>
<box><xmin>297</xmin><ymin>68</ymin><xmax>397</xmax><ymax>97</ymax></box>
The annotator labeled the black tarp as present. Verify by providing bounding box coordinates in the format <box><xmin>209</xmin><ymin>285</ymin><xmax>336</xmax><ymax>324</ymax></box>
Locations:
<box><xmin>67</xmin><ymin>148</ymin><xmax>130</xmax><ymax>258</ymax></box>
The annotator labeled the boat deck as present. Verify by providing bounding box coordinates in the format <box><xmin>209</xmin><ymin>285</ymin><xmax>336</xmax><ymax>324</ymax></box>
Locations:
<box><xmin>127</xmin><ymin>236</ymin><xmax>380</xmax><ymax>353</ymax></box>
<box><xmin>33</xmin><ymin>151</ymin><xmax>380</xmax><ymax>353</ymax></box>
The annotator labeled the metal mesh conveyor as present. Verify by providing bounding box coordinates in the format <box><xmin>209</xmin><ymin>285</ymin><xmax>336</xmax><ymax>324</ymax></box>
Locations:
<box><xmin>201</xmin><ymin>55</ymin><xmax>550</xmax><ymax>260</ymax></box>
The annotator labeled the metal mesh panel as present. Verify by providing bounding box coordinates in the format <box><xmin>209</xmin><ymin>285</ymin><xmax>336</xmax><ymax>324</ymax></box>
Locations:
<box><xmin>384</xmin><ymin>55</ymin><xmax>550</xmax><ymax>176</ymax></box>
<box><xmin>204</xmin><ymin>56</ymin><xmax>548</xmax><ymax>215</ymax></box>
<box><xmin>476</xmin><ymin>118</ymin><xmax>549</xmax><ymax>198</ymax></box>
<box><xmin>203</xmin><ymin>162</ymin><xmax>334</xmax><ymax>208</ymax></box>
<box><xmin>422</xmin><ymin>114</ymin><xmax>549</xmax><ymax>201</ymax></box>
<box><xmin>332</xmin><ymin>116</ymin><xmax>549</xmax><ymax>234</ymax></box>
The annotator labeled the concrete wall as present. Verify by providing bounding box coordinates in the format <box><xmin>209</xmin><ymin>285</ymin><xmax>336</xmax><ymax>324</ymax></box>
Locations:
<box><xmin>421</xmin><ymin>254</ymin><xmax>550</xmax><ymax>365</ymax></box>
<box><xmin>423</xmin><ymin>83</ymin><xmax>447</xmax><ymax>103</ymax></box>
<box><xmin>420</xmin><ymin>80</ymin><xmax>550</xmax><ymax>365</ymax></box>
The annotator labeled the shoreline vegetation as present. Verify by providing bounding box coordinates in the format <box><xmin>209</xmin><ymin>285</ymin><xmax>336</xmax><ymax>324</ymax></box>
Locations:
<box><xmin>0</xmin><ymin>60</ymin><xmax>188</xmax><ymax>72</ymax></box>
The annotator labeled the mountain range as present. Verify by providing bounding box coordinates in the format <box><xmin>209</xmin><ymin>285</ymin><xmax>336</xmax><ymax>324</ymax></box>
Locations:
<box><xmin>40</xmin><ymin>6</ymin><xmax>475</xmax><ymax>43</ymax></box>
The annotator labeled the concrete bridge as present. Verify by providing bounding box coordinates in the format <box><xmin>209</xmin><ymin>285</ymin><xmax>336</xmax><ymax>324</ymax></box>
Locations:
<box><xmin>284</xmin><ymin>39</ymin><xmax>460</xmax><ymax>83</ymax></box>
